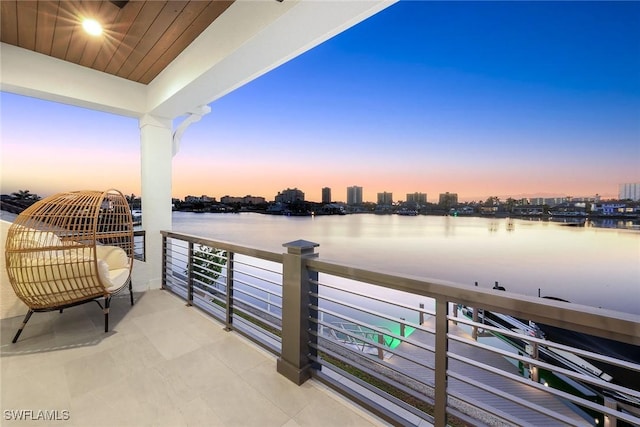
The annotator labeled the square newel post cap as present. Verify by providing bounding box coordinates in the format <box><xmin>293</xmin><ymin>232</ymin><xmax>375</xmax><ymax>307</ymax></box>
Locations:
<box><xmin>283</xmin><ymin>239</ymin><xmax>319</xmax><ymax>256</ymax></box>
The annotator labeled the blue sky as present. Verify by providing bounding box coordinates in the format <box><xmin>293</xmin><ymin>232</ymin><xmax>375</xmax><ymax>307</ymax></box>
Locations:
<box><xmin>2</xmin><ymin>1</ymin><xmax>639</xmax><ymax>202</ymax></box>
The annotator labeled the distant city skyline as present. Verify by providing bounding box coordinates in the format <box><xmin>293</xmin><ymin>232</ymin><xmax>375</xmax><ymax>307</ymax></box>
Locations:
<box><xmin>175</xmin><ymin>183</ymin><xmax>637</xmax><ymax>205</ymax></box>
<box><xmin>2</xmin><ymin>2</ymin><xmax>639</xmax><ymax>203</ymax></box>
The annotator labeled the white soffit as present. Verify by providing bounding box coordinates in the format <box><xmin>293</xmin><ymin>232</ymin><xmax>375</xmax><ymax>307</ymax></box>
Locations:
<box><xmin>0</xmin><ymin>43</ymin><xmax>147</xmax><ymax>117</ymax></box>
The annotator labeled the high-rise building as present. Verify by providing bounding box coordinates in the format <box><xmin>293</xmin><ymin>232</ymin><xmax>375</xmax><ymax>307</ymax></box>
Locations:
<box><xmin>274</xmin><ymin>188</ymin><xmax>304</xmax><ymax>203</ymax></box>
<box><xmin>619</xmin><ymin>183</ymin><xmax>640</xmax><ymax>201</ymax></box>
<box><xmin>347</xmin><ymin>186</ymin><xmax>363</xmax><ymax>205</ymax></box>
<box><xmin>377</xmin><ymin>192</ymin><xmax>393</xmax><ymax>205</ymax></box>
<box><xmin>322</xmin><ymin>187</ymin><xmax>331</xmax><ymax>204</ymax></box>
<box><xmin>406</xmin><ymin>192</ymin><xmax>427</xmax><ymax>204</ymax></box>
<box><xmin>438</xmin><ymin>192</ymin><xmax>458</xmax><ymax>207</ymax></box>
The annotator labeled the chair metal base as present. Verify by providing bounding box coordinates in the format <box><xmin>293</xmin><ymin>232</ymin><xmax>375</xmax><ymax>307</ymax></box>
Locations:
<box><xmin>12</xmin><ymin>280</ymin><xmax>135</xmax><ymax>343</ymax></box>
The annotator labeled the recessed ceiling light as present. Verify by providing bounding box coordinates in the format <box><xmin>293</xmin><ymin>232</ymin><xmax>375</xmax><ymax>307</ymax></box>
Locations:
<box><xmin>82</xmin><ymin>18</ymin><xmax>103</xmax><ymax>36</ymax></box>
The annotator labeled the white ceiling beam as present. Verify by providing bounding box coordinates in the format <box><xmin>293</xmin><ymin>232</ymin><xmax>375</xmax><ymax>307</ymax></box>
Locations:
<box><xmin>0</xmin><ymin>43</ymin><xmax>146</xmax><ymax>117</ymax></box>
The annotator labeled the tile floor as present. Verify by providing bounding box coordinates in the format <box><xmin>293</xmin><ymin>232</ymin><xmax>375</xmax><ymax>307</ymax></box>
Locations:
<box><xmin>0</xmin><ymin>289</ymin><xmax>388</xmax><ymax>427</ymax></box>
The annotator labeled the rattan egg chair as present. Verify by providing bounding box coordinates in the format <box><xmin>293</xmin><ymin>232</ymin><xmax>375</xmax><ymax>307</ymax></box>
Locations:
<box><xmin>5</xmin><ymin>189</ymin><xmax>135</xmax><ymax>342</ymax></box>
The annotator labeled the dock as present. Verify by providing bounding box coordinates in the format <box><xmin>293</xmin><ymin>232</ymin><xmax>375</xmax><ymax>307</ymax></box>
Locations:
<box><xmin>386</xmin><ymin>316</ymin><xmax>591</xmax><ymax>426</ymax></box>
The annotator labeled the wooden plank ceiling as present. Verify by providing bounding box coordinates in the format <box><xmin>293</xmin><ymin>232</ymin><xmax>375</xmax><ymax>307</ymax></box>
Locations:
<box><xmin>0</xmin><ymin>1</ymin><xmax>234</xmax><ymax>85</ymax></box>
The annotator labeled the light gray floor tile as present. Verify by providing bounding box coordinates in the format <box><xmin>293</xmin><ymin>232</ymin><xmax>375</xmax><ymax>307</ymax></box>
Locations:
<box><xmin>1</xmin><ymin>290</ymin><xmax>384</xmax><ymax>427</ymax></box>
<box><xmin>199</xmin><ymin>377</ymin><xmax>291</xmax><ymax>427</ymax></box>
<box><xmin>240</xmin><ymin>358</ymin><xmax>323</xmax><ymax>417</ymax></box>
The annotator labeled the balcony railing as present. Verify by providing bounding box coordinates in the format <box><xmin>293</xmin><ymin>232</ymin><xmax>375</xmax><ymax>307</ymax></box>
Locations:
<box><xmin>133</xmin><ymin>230</ymin><xmax>146</xmax><ymax>261</ymax></box>
<box><xmin>161</xmin><ymin>230</ymin><xmax>640</xmax><ymax>427</ymax></box>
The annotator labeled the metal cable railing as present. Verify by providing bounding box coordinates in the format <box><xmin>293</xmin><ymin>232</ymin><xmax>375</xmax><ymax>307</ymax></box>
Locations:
<box><xmin>305</xmin><ymin>257</ymin><xmax>640</xmax><ymax>427</ymax></box>
<box><xmin>160</xmin><ymin>231</ymin><xmax>640</xmax><ymax>427</ymax></box>
<box><xmin>161</xmin><ymin>232</ymin><xmax>283</xmax><ymax>352</ymax></box>
<box><xmin>133</xmin><ymin>230</ymin><xmax>145</xmax><ymax>261</ymax></box>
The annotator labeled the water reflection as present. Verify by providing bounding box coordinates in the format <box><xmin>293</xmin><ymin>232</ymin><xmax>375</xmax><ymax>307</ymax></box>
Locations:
<box><xmin>590</xmin><ymin>218</ymin><xmax>640</xmax><ymax>230</ymax></box>
<box><xmin>506</xmin><ymin>219</ymin><xmax>515</xmax><ymax>232</ymax></box>
<box><xmin>173</xmin><ymin>212</ymin><xmax>640</xmax><ymax>315</ymax></box>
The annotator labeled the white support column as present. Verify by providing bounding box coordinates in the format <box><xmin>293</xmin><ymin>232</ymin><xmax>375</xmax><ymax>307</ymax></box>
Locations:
<box><xmin>139</xmin><ymin>114</ymin><xmax>173</xmax><ymax>290</ymax></box>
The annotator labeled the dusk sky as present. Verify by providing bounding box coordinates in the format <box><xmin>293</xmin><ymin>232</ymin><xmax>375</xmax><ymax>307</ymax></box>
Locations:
<box><xmin>2</xmin><ymin>1</ymin><xmax>639</xmax><ymax>203</ymax></box>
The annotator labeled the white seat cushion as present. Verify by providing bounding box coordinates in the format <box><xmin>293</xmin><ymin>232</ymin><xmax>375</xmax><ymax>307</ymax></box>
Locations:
<box><xmin>103</xmin><ymin>267</ymin><xmax>130</xmax><ymax>292</ymax></box>
<box><xmin>95</xmin><ymin>245</ymin><xmax>130</xmax><ymax>270</ymax></box>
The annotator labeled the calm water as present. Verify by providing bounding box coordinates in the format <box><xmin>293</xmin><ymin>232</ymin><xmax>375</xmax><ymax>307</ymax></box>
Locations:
<box><xmin>172</xmin><ymin>212</ymin><xmax>640</xmax><ymax>315</ymax></box>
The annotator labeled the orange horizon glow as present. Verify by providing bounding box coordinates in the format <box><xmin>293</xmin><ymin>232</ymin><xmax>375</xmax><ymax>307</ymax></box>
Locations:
<box><xmin>0</xmin><ymin>132</ymin><xmax>626</xmax><ymax>204</ymax></box>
